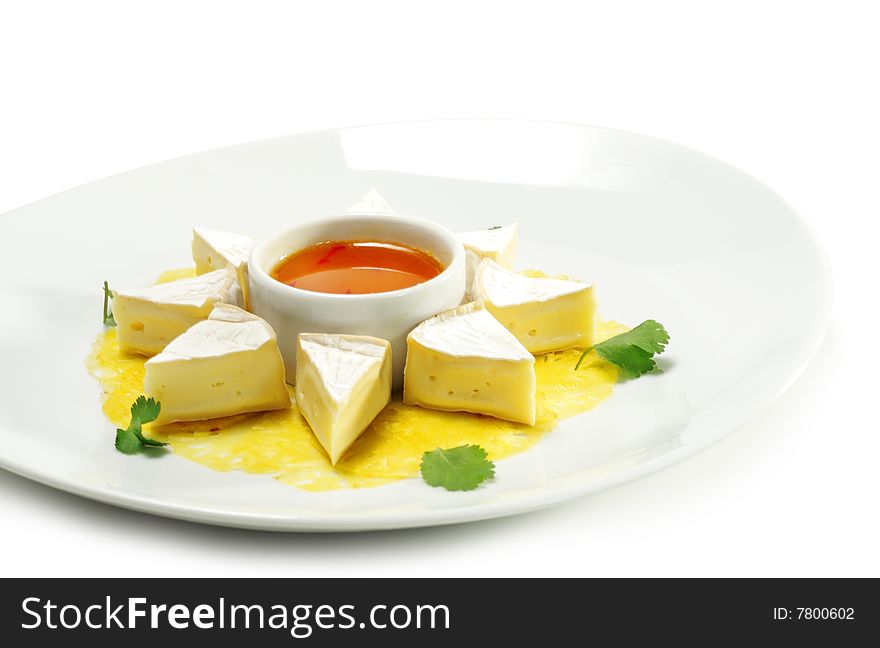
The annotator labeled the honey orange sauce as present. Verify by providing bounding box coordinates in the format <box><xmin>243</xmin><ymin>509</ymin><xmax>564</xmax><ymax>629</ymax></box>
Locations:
<box><xmin>87</xmin><ymin>267</ymin><xmax>624</xmax><ymax>491</ymax></box>
<box><xmin>272</xmin><ymin>240</ymin><xmax>443</xmax><ymax>294</ymax></box>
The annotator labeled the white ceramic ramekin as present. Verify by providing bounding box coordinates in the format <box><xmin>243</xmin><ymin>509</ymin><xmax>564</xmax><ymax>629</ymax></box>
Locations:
<box><xmin>249</xmin><ymin>213</ymin><xmax>466</xmax><ymax>388</ymax></box>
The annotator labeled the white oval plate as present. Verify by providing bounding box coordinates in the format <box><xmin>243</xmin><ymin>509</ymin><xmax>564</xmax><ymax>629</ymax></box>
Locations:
<box><xmin>0</xmin><ymin>121</ymin><xmax>830</xmax><ymax>532</ymax></box>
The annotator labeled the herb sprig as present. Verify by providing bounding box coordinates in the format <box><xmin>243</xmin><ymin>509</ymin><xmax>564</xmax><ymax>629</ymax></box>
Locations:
<box><xmin>421</xmin><ymin>444</ymin><xmax>495</xmax><ymax>491</ymax></box>
<box><xmin>575</xmin><ymin>320</ymin><xmax>670</xmax><ymax>378</ymax></box>
<box><xmin>115</xmin><ymin>396</ymin><xmax>167</xmax><ymax>454</ymax></box>
<box><xmin>102</xmin><ymin>281</ymin><xmax>116</xmax><ymax>326</ymax></box>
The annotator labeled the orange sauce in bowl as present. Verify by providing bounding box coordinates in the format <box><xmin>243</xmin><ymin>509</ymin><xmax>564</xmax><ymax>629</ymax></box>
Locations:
<box><xmin>271</xmin><ymin>240</ymin><xmax>443</xmax><ymax>294</ymax></box>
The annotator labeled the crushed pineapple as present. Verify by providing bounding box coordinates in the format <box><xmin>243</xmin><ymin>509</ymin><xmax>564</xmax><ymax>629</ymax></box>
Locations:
<box><xmin>87</xmin><ymin>268</ymin><xmax>622</xmax><ymax>491</ymax></box>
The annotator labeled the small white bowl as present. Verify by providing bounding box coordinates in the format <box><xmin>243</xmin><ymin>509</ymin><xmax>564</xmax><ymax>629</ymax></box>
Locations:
<box><xmin>249</xmin><ymin>213</ymin><xmax>466</xmax><ymax>388</ymax></box>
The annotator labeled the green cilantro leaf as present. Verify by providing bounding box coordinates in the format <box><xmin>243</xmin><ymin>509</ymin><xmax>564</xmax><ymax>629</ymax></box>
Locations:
<box><xmin>421</xmin><ymin>444</ymin><xmax>495</xmax><ymax>491</ymax></box>
<box><xmin>133</xmin><ymin>423</ymin><xmax>167</xmax><ymax>447</ymax></box>
<box><xmin>102</xmin><ymin>281</ymin><xmax>116</xmax><ymax>326</ymax></box>
<box><xmin>575</xmin><ymin>320</ymin><xmax>670</xmax><ymax>378</ymax></box>
<box><xmin>114</xmin><ymin>427</ymin><xmax>143</xmax><ymax>454</ymax></box>
<box><xmin>114</xmin><ymin>396</ymin><xmax>167</xmax><ymax>454</ymax></box>
<box><xmin>131</xmin><ymin>395</ymin><xmax>161</xmax><ymax>425</ymax></box>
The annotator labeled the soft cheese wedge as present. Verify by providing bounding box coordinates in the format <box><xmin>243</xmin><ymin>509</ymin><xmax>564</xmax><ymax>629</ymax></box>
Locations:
<box><xmin>404</xmin><ymin>301</ymin><xmax>536</xmax><ymax>425</ymax></box>
<box><xmin>192</xmin><ymin>227</ymin><xmax>254</xmax><ymax>308</ymax></box>
<box><xmin>473</xmin><ymin>259</ymin><xmax>595</xmax><ymax>354</ymax></box>
<box><xmin>345</xmin><ymin>189</ymin><xmax>395</xmax><ymax>214</ymax></box>
<box><xmin>295</xmin><ymin>334</ymin><xmax>392</xmax><ymax>465</ymax></box>
<box><xmin>144</xmin><ymin>303</ymin><xmax>290</xmax><ymax>425</ymax></box>
<box><xmin>114</xmin><ymin>267</ymin><xmax>243</xmax><ymax>356</ymax></box>
<box><xmin>457</xmin><ymin>223</ymin><xmax>518</xmax><ymax>301</ymax></box>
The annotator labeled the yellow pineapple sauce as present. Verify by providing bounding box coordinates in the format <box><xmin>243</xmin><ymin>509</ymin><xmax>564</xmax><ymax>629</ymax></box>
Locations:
<box><xmin>87</xmin><ymin>268</ymin><xmax>624</xmax><ymax>491</ymax></box>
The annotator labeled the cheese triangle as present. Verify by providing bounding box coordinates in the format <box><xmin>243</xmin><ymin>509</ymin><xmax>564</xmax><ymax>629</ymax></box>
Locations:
<box><xmin>474</xmin><ymin>259</ymin><xmax>595</xmax><ymax>353</ymax></box>
<box><xmin>192</xmin><ymin>227</ymin><xmax>254</xmax><ymax>308</ymax></box>
<box><xmin>114</xmin><ymin>267</ymin><xmax>243</xmax><ymax>356</ymax></box>
<box><xmin>295</xmin><ymin>333</ymin><xmax>392</xmax><ymax>465</ymax></box>
<box><xmin>345</xmin><ymin>189</ymin><xmax>395</xmax><ymax>214</ymax></box>
<box><xmin>144</xmin><ymin>303</ymin><xmax>290</xmax><ymax>424</ymax></box>
<box><xmin>404</xmin><ymin>301</ymin><xmax>536</xmax><ymax>425</ymax></box>
<box><xmin>457</xmin><ymin>223</ymin><xmax>518</xmax><ymax>301</ymax></box>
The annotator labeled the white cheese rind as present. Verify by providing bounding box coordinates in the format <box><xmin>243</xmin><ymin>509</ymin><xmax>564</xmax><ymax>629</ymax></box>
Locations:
<box><xmin>192</xmin><ymin>227</ymin><xmax>254</xmax><ymax>308</ymax></box>
<box><xmin>113</xmin><ymin>267</ymin><xmax>243</xmax><ymax>356</ymax></box>
<box><xmin>345</xmin><ymin>189</ymin><xmax>395</xmax><ymax>214</ymax></box>
<box><xmin>144</xmin><ymin>303</ymin><xmax>290</xmax><ymax>425</ymax></box>
<box><xmin>473</xmin><ymin>259</ymin><xmax>595</xmax><ymax>354</ymax></box>
<box><xmin>457</xmin><ymin>223</ymin><xmax>518</xmax><ymax>301</ymax></box>
<box><xmin>403</xmin><ymin>302</ymin><xmax>536</xmax><ymax>425</ymax></box>
<box><xmin>295</xmin><ymin>333</ymin><xmax>392</xmax><ymax>465</ymax></box>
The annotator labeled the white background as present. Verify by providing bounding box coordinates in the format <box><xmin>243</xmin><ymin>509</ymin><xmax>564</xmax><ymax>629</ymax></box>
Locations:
<box><xmin>1</xmin><ymin>0</ymin><xmax>877</xmax><ymax>577</ymax></box>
